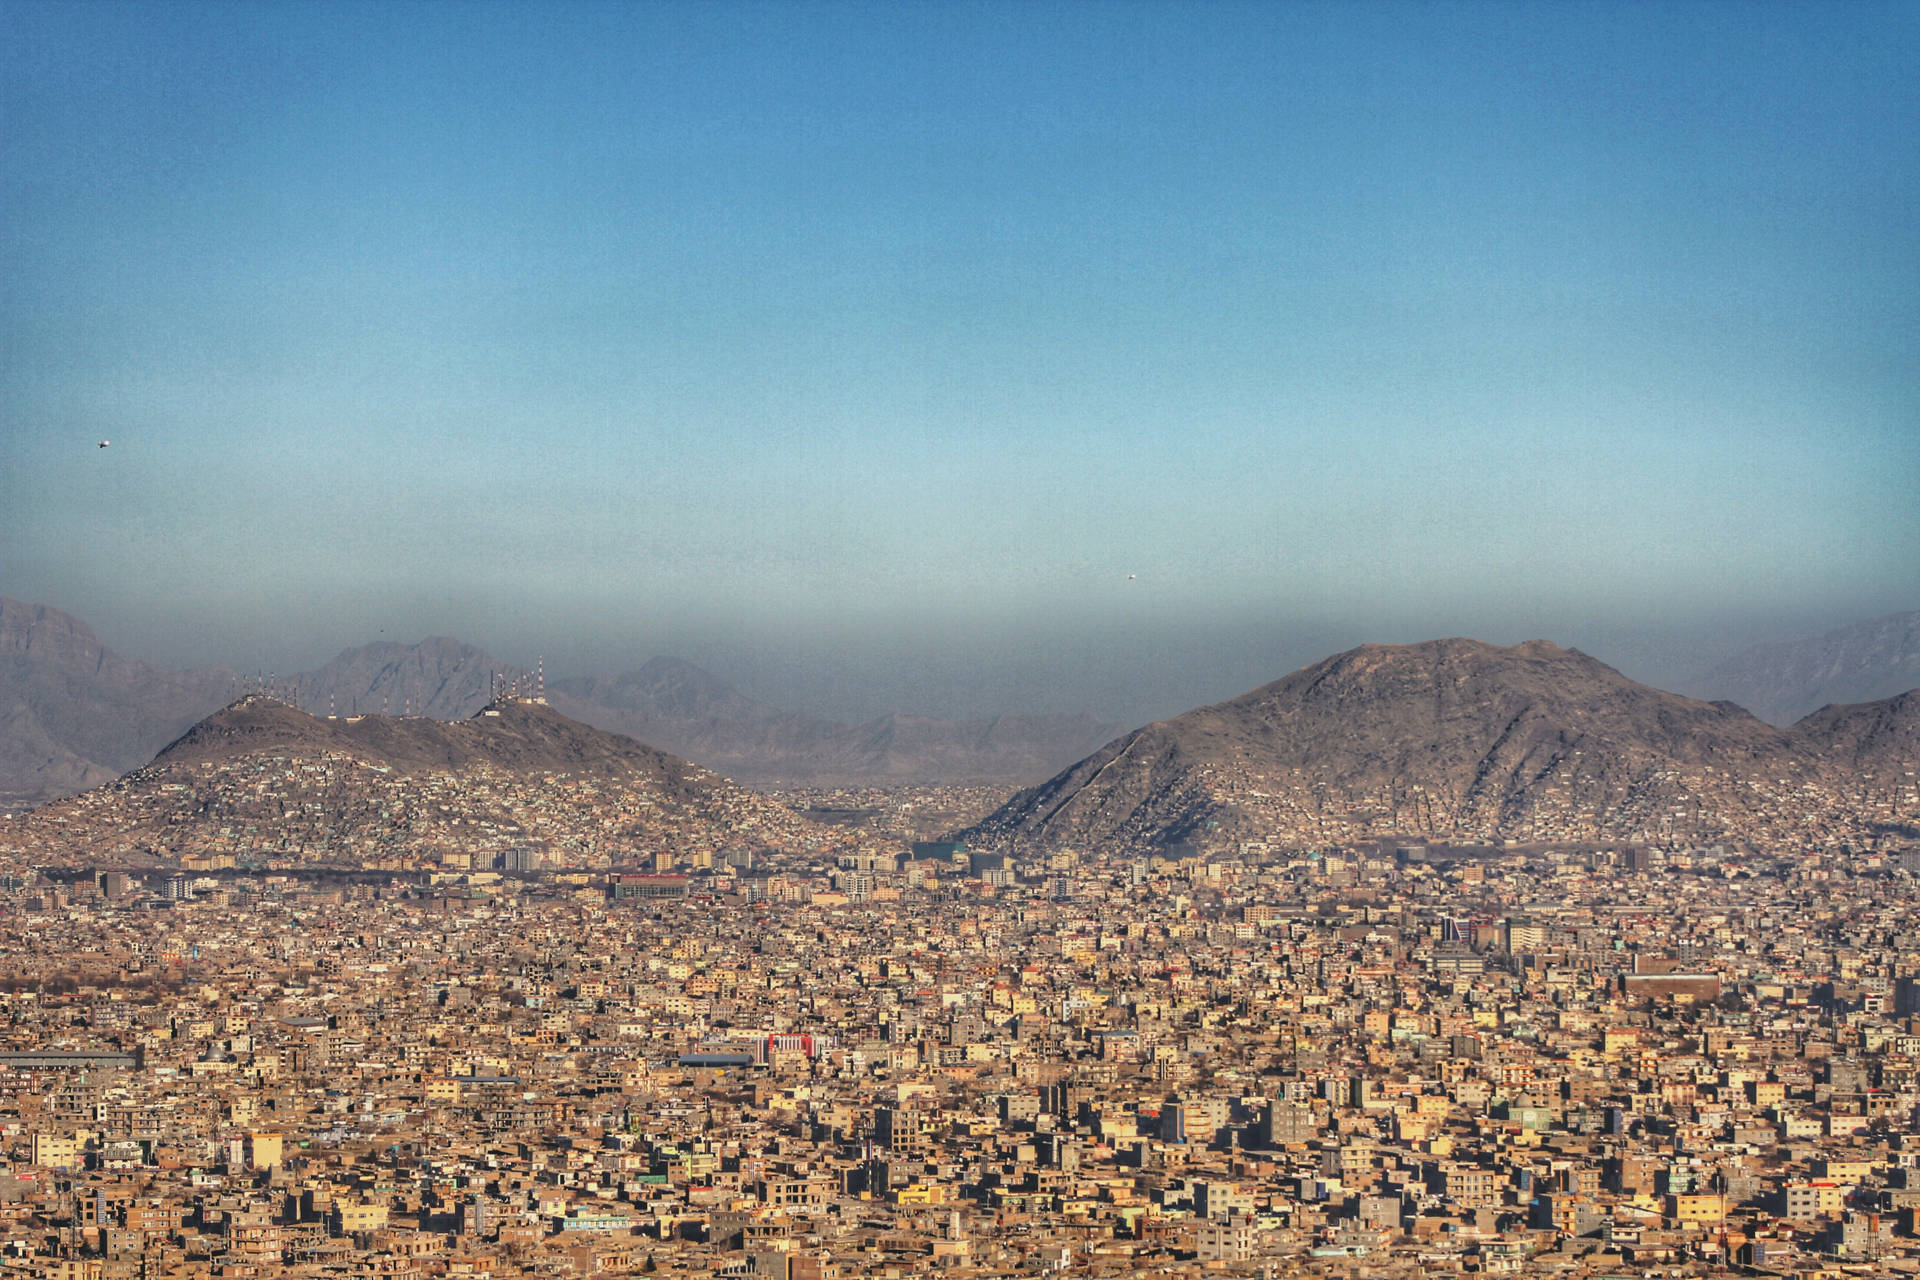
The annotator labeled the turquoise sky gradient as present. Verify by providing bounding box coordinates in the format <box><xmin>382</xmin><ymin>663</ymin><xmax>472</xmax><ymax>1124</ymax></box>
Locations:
<box><xmin>4</xmin><ymin>0</ymin><xmax>1915</xmax><ymax>720</ymax></box>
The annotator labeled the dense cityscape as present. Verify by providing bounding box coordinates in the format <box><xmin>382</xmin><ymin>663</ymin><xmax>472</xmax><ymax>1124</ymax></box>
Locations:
<box><xmin>6</xmin><ymin>2</ymin><xmax>1913</xmax><ymax>1278</ymax></box>
<box><xmin>2</xmin><ymin>699</ymin><xmax>1919</xmax><ymax>1279</ymax></box>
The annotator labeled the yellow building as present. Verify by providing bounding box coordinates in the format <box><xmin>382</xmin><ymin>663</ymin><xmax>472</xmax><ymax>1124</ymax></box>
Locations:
<box><xmin>1667</xmin><ymin>1193</ymin><xmax>1726</xmax><ymax>1227</ymax></box>
<box><xmin>1394</xmin><ymin>1114</ymin><xmax>1435</xmax><ymax>1142</ymax></box>
<box><xmin>31</xmin><ymin>1132</ymin><xmax>78</xmax><ymax>1169</ymax></box>
<box><xmin>1812</xmin><ymin>1159</ymin><xmax>1873</xmax><ymax>1183</ymax></box>
<box><xmin>336</xmin><ymin>1202</ymin><xmax>390</xmax><ymax>1234</ymax></box>
<box><xmin>246</xmin><ymin>1131</ymin><xmax>283</xmax><ymax>1170</ymax></box>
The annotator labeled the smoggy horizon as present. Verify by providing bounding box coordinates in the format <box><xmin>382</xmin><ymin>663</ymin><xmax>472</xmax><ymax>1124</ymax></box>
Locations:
<box><xmin>6</xmin><ymin>2</ymin><xmax>1915</xmax><ymax>725</ymax></box>
<box><xmin>7</xmin><ymin>589</ymin><xmax>1907</xmax><ymax>729</ymax></box>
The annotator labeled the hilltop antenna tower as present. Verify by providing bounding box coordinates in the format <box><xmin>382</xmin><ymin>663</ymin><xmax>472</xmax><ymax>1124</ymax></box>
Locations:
<box><xmin>536</xmin><ymin>656</ymin><xmax>545</xmax><ymax>704</ymax></box>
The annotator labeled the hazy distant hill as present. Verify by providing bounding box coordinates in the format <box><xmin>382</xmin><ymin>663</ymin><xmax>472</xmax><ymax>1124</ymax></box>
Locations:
<box><xmin>292</xmin><ymin>643</ymin><xmax>1124</xmax><ymax>786</ymax></box>
<box><xmin>967</xmin><ymin>638</ymin><xmax>1918</xmax><ymax>853</ymax></box>
<box><xmin>290</xmin><ymin>636</ymin><xmax>523</xmax><ymax>719</ymax></box>
<box><xmin>1689</xmin><ymin>612</ymin><xmax>1920</xmax><ymax>725</ymax></box>
<box><xmin>293</xmin><ymin>642</ymin><xmax>1122</xmax><ymax>786</ymax></box>
<box><xmin>0</xmin><ymin>599</ymin><xmax>1124</xmax><ymax>805</ymax></box>
<box><xmin>825</xmin><ymin>712</ymin><xmax>1128</xmax><ymax>788</ymax></box>
<box><xmin>545</xmin><ymin>659</ymin><xmax>835</xmax><ymax>778</ymax></box>
<box><xmin>0</xmin><ymin>598</ymin><xmax>234</xmax><ymax>808</ymax></box>
<box><xmin>2</xmin><ymin>694</ymin><xmax>814</xmax><ymax>868</ymax></box>
<box><xmin>554</xmin><ymin>657</ymin><xmax>784</xmax><ymax>724</ymax></box>
<box><xmin>551</xmin><ymin>664</ymin><xmax>1123</xmax><ymax>787</ymax></box>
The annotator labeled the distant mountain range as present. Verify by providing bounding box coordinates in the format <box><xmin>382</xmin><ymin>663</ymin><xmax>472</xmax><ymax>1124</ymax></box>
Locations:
<box><xmin>965</xmin><ymin>638</ymin><xmax>1920</xmax><ymax>854</ymax></box>
<box><xmin>0</xmin><ymin>597</ymin><xmax>1123</xmax><ymax>807</ymax></box>
<box><xmin>285</xmin><ymin>635</ymin><xmax>511</xmax><ymax>720</ymax></box>
<box><xmin>1686</xmin><ymin>611</ymin><xmax>1920</xmax><ymax>725</ymax></box>
<box><xmin>9</xmin><ymin>594</ymin><xmax>1915</xmax><ymax>841</ymax></box>
<box><xmin>2</xmin><ymin>694</ymin><xmax>811</xmax><ymax>868</ymax></box>
<box><xmin>9</xmin><ymin>601</ymin><xmax>1918</xmax><ymax>860</ymax></box>
<box><xmin>283</xmin><ymin>637</ymin><xmax>1123</xmax><ymax>789</ymax></box>
<box><xmin>0</xmin><ymin>598</ymin><xmax>236</xmax><ymax>808</ymax></box>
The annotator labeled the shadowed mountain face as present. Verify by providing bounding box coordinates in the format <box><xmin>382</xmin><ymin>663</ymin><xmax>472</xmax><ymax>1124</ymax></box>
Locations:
<box><xmin>1790</xmin><ymin>689</ymin><xmax>1920</xmax><ymax>767</ymax></box>
<box><xmin>0</xmin><ymin>599</ymin><xmax>235</xmax><ymax>809</ymax></box>
<box><xmin>3</xmin><ymin>695</ymin><xmax>815</xmax><ymax>867</ymax></box>
<box><xmin>966</xmin><ymin>639</ymin><xmax>1918</xmax><ymax>853</ymax></box>
<box><xmin>1689</xmin><ymin>611</ymin><xmax>1920</xmax><ymax>725</ymax></box>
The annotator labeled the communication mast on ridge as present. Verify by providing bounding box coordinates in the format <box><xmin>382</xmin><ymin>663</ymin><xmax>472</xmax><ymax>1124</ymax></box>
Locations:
<box><xmin>536</xmin><ymin>656</ymin><xmax>546</xmax><ymax>704</ymax></box>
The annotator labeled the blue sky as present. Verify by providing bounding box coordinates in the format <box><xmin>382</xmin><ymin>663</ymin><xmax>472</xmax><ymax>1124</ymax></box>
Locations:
<box><xmin>3</xmin><ymin>0</ymin><xmax>1915</xmax><ymax>721</ymax></box>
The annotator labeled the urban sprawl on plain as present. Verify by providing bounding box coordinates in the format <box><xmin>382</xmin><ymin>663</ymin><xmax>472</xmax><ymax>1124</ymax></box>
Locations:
<box><xmin>2</xmin><ymin>708</ymin><xmax>1920</xmax><ymax>1280</ymax></box>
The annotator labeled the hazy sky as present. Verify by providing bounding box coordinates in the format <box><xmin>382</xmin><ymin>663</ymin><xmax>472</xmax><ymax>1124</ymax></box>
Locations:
<box><xmin>4</xmin><ymin>0</ymin><xmax>1916</xmax><ymax>723</ymax></box>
